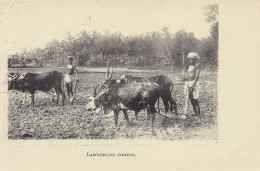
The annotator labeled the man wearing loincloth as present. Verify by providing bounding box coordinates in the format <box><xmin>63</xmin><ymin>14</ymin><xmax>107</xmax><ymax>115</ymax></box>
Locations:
<box><xmin>64</xmin><ymin>56</ymin><xmax>79</xmax><ymax>101</ymax></box>
<box><xmin>180</xmin><ymin>52</ymin><xmax>201</xmax><ymax>121</ymax></box>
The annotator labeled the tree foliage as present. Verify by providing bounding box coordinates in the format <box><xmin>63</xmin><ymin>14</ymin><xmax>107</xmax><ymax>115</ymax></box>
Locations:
<box><xmin>8</xmin><ymin>6</ymin><xmax>218</xmax><ymax>70</ymax></box>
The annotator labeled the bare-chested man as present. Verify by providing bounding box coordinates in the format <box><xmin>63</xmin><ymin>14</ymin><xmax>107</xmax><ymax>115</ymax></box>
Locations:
<box><xmin>64</xmin><ymin>56</ymin><xmax>79</xmax><ymax>101</ymax></box>
<box><xmin>180</xmin><ymin>52</ymin><xmax>201</xmax><ymax>120</ymax></box>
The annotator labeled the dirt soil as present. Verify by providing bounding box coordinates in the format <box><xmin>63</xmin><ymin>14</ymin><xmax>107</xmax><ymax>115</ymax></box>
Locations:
<box><xmin>8</xmin><ymin>68</ymin><xmax>218</xmax><ymax>140</ymax></box>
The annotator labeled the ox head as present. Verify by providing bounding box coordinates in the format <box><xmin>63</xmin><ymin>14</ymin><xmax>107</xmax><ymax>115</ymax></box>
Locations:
<box><xmin>92</xmin><ymin>67</ymin><xmax>113</xmax><ymax>96</ymax></box>
<box><xmin>86</xmin><ymin>67</ymin><xmax>114</xmax><ymax>114</ymax></box>
<box><xmin>85</xmin><ymin>89</ymin><xmax>107</xmax><ymax>111</ymax></box>
<box><xmin>8</xmin><ymin>69</ymin><xmax>20</xmax><ymax>90</ymax></box>
<box><xmin>8</xmin><ymin>70</ymin><xmax>27</xmax><ymax>91</ymax></box>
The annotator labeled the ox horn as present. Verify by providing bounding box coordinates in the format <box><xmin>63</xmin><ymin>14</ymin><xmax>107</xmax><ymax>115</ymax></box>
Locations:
<box><xmin>94</xmin><ymin>85</ymin><xmax>98</xmax><ymax>97</ymax></box>
<box><xmin>105</xmin><ymin>68</ymin><xmax>110</xmax><ymax>80</ymax></box>
<box><xmin>106</xmin><ymin>67</ymin><xmax>113</xmax><ymax>80</ymax></box>
<box><xmin>109</xmin><ymin>67</ymin><xmax>113</xmax><ymax>79</ymax></box>
<box><xmin>8</xmin><ymin>73</ymin><xmax>20</xmax><ymax>80</ymax></box>
<box><xmin>8</xmin><ymin>73</ymin><xmax>15</xmax><ymax>78</ymax></box>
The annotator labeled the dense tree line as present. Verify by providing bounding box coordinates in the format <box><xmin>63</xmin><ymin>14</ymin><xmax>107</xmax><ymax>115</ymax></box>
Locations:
<box><xmin>8</xmin><ymin>5</ymin><xmax>218</xmax><ymax>70</ymax></box>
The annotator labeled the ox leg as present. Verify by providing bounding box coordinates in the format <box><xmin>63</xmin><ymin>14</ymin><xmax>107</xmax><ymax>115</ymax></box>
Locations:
<box><xmin>134</xmin><ymin>111</ymin><xmax>138</xmax><ymax>120</ymax></box>
<box><xmin>113</xmin><ymin>109</ymin><xmax>120</xmax><ymax>127</ymax></box>
<box><xmin>56</xmin><ymin>87</ymin><xmax>66</xmax><ymax>105</ymax></box>
<box><xmin>60</xmin><ymin>90</ymin><xmax>65</xmax><ymax>105</ymax></box>
<box><xmin>51</xmin><ymin>93</ymin><xmax>55</xmax><ymax>102</ymax></box>
<box><xmin>169</xmin><ymin>97</ymin><xmax>174</xmax><ymax>111</ymax></box>
<box><xmin>122</xmin><ymin>109</ymin><xmax>130</xmax><ymax>126</ymax></box>
<box><xmin>66</xmin><ymin>83</ymin><xmax>70</xmax><ymax>100</ymax></box>
<box><xmin>146</xmin><ymin>108</ymin><xmax>153</xmax><ymax>127</ymax></box>
<box><xmin>31</xmin><ymin>92</ymin><xmax>35</xmax><ymax>107</ymax></box>
<box><xmin>56</xmin><ymin>89</ymin><xmax>65</xmax><ymax>105</ymax></box>
<box><xmin>169</xmin><ymin>97</ymin><xmax>179</xmax><ymax>116</ymax></box>
<box><xmin>55</xmin><ymin>89</ymin><xmax>60</xmax><ymax>105</ymax></box>
<box><xmin>162</xmin><ymin>97</ymin><xmax>169</xmax><ymax>113</ymax></box>
<box><xmin>146</xmin><ymin>112</ymin><xmax>151</xmax><ymax>125</ymax></box>
<box><xmin>147</xmin><ymin>107</ymin><xmax>156</xmax><ymax>128</ymax></box>
<box><xmin>150</xmin><ymin>107</ymin><xmax>156</xmax><ymax>128</ymax></box>
<box><xmin>148</xmin><ymin>98</ymin><xmax>157</xmax><ymax>128</ymax></box>
<box><xmin>22</xmin><ymin>93</ymin><xmax>27</xmax><ymax>104</ymax></box>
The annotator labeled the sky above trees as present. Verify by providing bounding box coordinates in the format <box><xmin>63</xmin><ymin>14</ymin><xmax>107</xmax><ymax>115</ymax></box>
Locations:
<box><xmin>0</xmin><ymin>1</ymin><xmax>212</xmax><ymax>57</ymax></box>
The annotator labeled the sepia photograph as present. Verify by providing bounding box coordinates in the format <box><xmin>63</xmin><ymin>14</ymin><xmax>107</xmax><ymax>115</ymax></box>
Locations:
<box><xmin>0</xmin><ymin>0</ymin><xmax>259</xmax><ymax>170</ymax></box>
<box><xmin>4</xmin><ymin>2</ymin><xmax>218</xmax><ymax>140</ymax></box>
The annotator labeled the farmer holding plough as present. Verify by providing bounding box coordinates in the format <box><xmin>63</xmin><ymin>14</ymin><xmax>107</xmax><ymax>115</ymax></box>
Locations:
<box><xmin>180</xmin><ymin>52</ymin><xmax>201</xmax><ymax>121</ymax></box>
<box><xmin>64</xmin><ymin>56</ymin><xmax>79</xmax><ymax>102</ymax></box>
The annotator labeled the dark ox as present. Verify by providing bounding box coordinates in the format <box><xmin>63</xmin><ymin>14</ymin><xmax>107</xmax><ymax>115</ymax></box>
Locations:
<box><xmin>120</xmin><ymin>74</ymin><xmax>178</xmax><ymax>115</ymax></box>
<box><xmin>86</xmin><ymin>77</ymin><xmax>161</xmax><ymax>127</ymax></box>
<box><xmin>92</xmin><ymin>68</ymin><xmax>178</xmax><ymax>116</ymax></box>
<box><xmin>8</xmin><ymin>71</ymin><xmax>65</xmax><ymax>106</ymax></box>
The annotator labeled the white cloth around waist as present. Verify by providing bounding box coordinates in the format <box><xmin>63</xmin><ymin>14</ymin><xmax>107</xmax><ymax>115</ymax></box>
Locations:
<box><xmin>64</xmin><ymin>74</ymin><xmax>76</xmax><ymax>83</ymax></box>
<box><xmin>184</xmin><ymin>81</ymin><xmax>199</xmax><ymax>99</ymax></box>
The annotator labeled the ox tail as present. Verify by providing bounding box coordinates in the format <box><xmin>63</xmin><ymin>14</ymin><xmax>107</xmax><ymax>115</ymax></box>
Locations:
<box><xmin>61</xmin><ymin>75</ymin><xmax>65</xmax><ymax>92</ymax></box>
<box><xmin>170</xmin><ymin>82</ymin><xmax>173</xmax><ymax>94</ymax></box>
<box><xmin>169</xmin><ymin>82</ymin><xmax>174</xmax><ymax>99</ymax></box>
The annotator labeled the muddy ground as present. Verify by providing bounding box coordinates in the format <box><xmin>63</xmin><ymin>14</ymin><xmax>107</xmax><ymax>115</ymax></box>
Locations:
<box><xmin>8</xmin><ymin>67</ymin><xmax>217</xmax><ymax>140</ymax></box>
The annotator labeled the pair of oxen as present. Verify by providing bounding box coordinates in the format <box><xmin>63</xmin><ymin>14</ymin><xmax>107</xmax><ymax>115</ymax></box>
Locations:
<box><xmin>8</xmin><ymin>68</ymin><xmax>178</xmax><ymax>127</ymax></box>
<box><xmin>86</xmin><ymin>68</ymin><xmax>179</xmax><ymax>127</ymax></box>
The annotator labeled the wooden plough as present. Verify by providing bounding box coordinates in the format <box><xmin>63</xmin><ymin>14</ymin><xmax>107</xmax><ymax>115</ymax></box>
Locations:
<box><xmin>158</xmin><ymin>112</ymin><xmax>176</xmax><ymax>119</ymax></box>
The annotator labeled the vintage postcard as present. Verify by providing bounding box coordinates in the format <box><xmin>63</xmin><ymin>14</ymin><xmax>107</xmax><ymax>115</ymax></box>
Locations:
<box><xmin>0</xmin><ymin>0</ymin><xmax>259</xmax><ymax>170</ymax></box>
